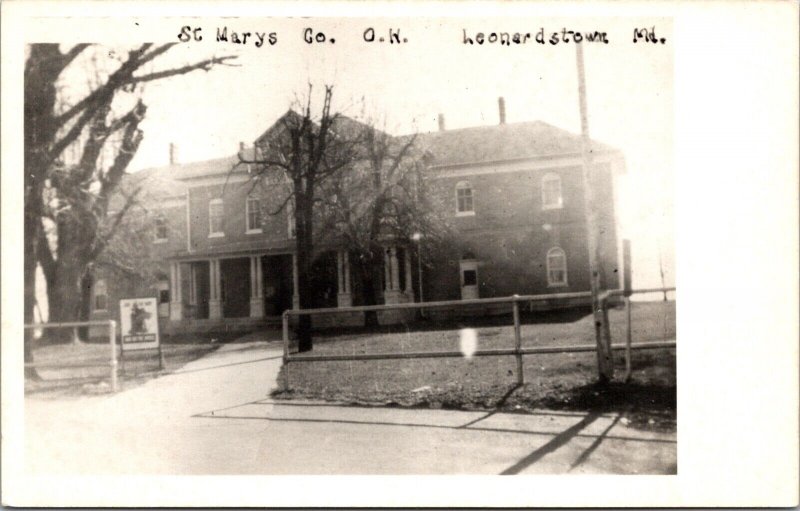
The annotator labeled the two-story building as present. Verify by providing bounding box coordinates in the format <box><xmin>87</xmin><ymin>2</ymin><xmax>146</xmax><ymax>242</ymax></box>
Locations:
<box><xmin>89</xmin><ymin>99</ymin><xmax>625</xmax><ymax>334</ymax></box>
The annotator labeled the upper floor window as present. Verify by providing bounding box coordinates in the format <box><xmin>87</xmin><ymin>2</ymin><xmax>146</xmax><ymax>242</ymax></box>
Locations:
<box><xmin>93</xmin><ymin>279</ymin><xmax>108</xmax><ymax>311</ymax></box>
<box><xmin>154</xmin><ymin>215</ymin><xmax>168</xmax><ymax>242</ymax></box>
<box><xmin>455</xmin><ymin>181</ymin><xmax>475</xmax><ymax>216</ymax></box>
<box><xmin>542</xmin><ymin>172</ymin><xmax>563</xmax><ymax>210</ymax></box>
<box><xmin>246</xmin><ymin>195</ymin><xmax>262</xmax><ymax>233</ymax></box>
<box><xmin>209</xmin><ymin>199</ymin><xmax>224</xmax><ymax>237</ymax></box>
<box><xmin>546</xmin><ymin>247</ymin><xmax>568</xmax><ymax>287</ymax></box>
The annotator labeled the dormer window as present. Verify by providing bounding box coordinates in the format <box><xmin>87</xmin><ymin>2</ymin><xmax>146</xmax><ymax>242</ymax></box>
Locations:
<box><xmin>209</xmin><ymin>198</ymin><xmax>224</xmax><ymax>237</ymax></box>
<box><xmin>542</xmin><ymin>172</ymin><xmax>563</xmax><ymax>210</ymax></box>
<box><xmin>455</xmin><ymin>181</ymin><xmax>475</xmax><ymax>216</ymax></box>
<box><xmin>246</xmin><ymin>195</ymin><xmax>262</xmax><ymax>233</ymax></box>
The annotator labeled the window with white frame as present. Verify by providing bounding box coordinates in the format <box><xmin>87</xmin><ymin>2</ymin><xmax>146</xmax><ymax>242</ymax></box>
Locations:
<box><xmin>209</xmin><ymin>199</ymin><xmax>224</xmax><ymax>237</ymax></box>
<box><xmin>455</xmin><ymin>181</ymin><xmax>474</xmax><ymax>216</ymax></box>
<box><xmin>546</xmin><ymin>247</ymin><xmax>568</xmax><ymax>286</ymax></box>
<box><xmin>459</xmin><ymin>258</ymin><xmax>479</xmax><ymax>299</ymax></box>
<box><xmin>541</xmin><ymin>172</ymin><xmax>563</xmax><ymax>210</ymax></box>
<box><xmin>154</xmin><ymin>214</ymin><xmax>168</xmax><ymax>242</ymax></box>
<box><xmin>93</xmin><ymin>279</ymin><xmax>108</xmax><ymax>311</ymax></box>
<box><xmin>246</xmin><ymin>195</ymin><xmax>262</xmax><ymax>233</ymax></box>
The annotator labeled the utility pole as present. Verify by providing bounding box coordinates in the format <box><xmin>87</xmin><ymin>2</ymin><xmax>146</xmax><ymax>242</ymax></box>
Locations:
<box><xmin>576</xmin><ymin>42</ymin><xmax>614</xmax><ymax>383</ymax></box>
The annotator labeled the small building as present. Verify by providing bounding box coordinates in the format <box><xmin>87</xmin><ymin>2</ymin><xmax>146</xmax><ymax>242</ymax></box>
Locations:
<box><xmin>90</xmin><ymin>99</ymin><xmax>625</xmax><ymax>334</ymax></box>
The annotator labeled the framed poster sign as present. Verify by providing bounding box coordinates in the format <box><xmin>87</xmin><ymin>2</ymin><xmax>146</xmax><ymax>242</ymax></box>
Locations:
<box><xmin>119</xmin><ymin>297</ymin><xmax>160</xmax><ymax>351</ymax></box>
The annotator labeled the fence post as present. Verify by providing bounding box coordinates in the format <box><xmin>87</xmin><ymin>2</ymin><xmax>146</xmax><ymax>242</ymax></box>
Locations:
<box><xmin>108</xmin><ymin>320</ymin><xmax>118</xmax><ymax>392</ymax></box>
<box><xmin>624</xmin><ymin>297</ymin><xmax>633</xmax><ymax>382</ymax></box>
<box><xmin>282</xmin><ymin>311</ymin><xmax>290</xmax><ymax>391</ymax></box>
<box><xmin>512</xmin><ymin>296</ymin><xmax>523</xmax><ymax>385</ymax></box>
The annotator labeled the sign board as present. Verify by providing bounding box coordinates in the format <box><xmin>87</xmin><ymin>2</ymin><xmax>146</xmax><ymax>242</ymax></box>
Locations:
<box><xmin>119</xmin><ymin>297</ymin><xmax>160</xmax><ymax>351</ymax></box>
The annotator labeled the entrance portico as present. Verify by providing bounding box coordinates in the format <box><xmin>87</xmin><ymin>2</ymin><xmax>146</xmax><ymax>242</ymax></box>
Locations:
<box><xmin>169</xmin><ymin>252</ymin><xmax>297</xmax><ymax>324</ymax></box>
<box><xmin>168</xmin><ymin>245</ymin><xmax>415</xmax><ymax>328</ymax></box>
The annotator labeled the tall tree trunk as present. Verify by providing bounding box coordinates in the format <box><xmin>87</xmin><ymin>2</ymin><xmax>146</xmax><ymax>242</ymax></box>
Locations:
<box><xmin>44</xmin><ymin>262</ymin><xmax>86</xmax><ymax>344</ymax></box>
<box><xmin>295</xmin><ymin>192</ymin><xmax>315</xmax><ymax>353</ymax></box>
<box><xmin>78</xmin><ymin>271</ymin><xmax>93</xmax><ymax>340</ymax></box>
<box><xmin>23</xmin><ymin>212</ymin><xmax>41</xmax><ymax>379</ymax></box>
<box><xmin>296</xmin><ymin>249</ymin><xmax>313</xmax><ymax>352</ymax></box>
<box><xmin>360</xmin><ymin>246</ymin><xmax>384</xmax><ymax>327</ymax></box>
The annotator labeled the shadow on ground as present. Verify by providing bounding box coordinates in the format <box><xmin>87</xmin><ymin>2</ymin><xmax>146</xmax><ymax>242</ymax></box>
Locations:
<box><xmin>274</xmin><ymin>380</ymin><xmax>676</xmax><ymax>432</ymax></box>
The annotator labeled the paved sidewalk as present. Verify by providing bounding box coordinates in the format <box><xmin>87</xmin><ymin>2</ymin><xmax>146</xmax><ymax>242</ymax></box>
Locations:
<box><xmin>25</xmin><ymin>340</ymin><xmax>676</xmax><ymax>475</ymax></box>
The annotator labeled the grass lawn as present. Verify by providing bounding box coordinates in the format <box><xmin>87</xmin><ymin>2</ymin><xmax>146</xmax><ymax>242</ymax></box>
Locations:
<box><xmin>274</xmin><ymin>301</ymin><xmax>676</xmax><ymax>430</ymax></box>
<box><xmin>25</xmin><ymin>340</ymin><xmax>220</xmax><ymax>397</ymax></box>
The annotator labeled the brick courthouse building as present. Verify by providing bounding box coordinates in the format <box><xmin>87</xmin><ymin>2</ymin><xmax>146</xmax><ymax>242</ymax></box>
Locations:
<box><xmin>89</xmin><ymin>100</ymin><xmax>625</xmax><ymax>333</ymax></box>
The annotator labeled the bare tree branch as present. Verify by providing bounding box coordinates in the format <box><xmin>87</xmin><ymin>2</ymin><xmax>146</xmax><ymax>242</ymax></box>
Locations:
<box><xmin>91</xmin><ymin>186</ymin><xmax>141</xmax><ymax>260</ymax></box>
<box><xmin>130</xmin><ymin>55</ymin><xmax>239</xmax><ymax>84</ymax></box>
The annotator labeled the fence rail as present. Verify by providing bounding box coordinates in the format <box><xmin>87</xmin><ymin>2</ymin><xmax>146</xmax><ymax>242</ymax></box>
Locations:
<box><xmin>281</xmin><ymin>288</ymin><xmax>675</xmax><ymax>390</ymax></box>
<box><xmin>24</xmin><ymin>319</ymin><xmax>118</xmax><ymax>392</ymax></box>
<box><xmin>605</xmin><ymin>286</ymin><xmax>676</xmax><ymax>381</ymax></box>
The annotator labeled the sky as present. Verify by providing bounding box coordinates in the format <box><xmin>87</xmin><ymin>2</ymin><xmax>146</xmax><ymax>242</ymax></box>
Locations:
<box><xmin>115</xmin><ymin>16</ymin><xmax>673</xmax><ymax>290</ymax></box>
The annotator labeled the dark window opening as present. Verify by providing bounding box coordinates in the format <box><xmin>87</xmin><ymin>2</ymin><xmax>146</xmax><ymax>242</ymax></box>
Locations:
<box><xmin>463</xmin><ymin>269</ymin><xmax>477</xmax><ymax>286</ymax></box>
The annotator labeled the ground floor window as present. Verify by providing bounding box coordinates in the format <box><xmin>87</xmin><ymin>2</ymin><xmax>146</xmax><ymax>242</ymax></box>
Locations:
<box><xmin>93</xmin><ymin>279</ymin><xmax>108</xmax><ymax>311</ymax></box>
<box><xmin>459</xmin><ymin>258</ymin><xmax>479</xmax><ymax>299</ymax></box>
<box><xmin>546</xmin><ymin>247</ymin><xmax>568</xmax><ymax>286</ymax></box>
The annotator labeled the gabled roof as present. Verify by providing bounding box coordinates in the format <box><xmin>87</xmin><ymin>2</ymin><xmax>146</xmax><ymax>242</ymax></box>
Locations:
<box><xmin>412</xmin><ymin>120</ymin><xmax>617</xmax><ymax>168</ymax></box>
<box><xmin>128</xmin><ymin>146</ymin><xmax>258</xmax><ymax>185</ymax></box>
<box><xmin>253</xmin><ymin>109</ymin><xmax>382</xmax><ymax>147</ymax></box>
<box><xmin>110</xmin><ymin>167</ymin><xmax>188</xmax><ymax>211</ymax></box>
<box><xmin>129</xmin><ymin>117</ymin><xmax>620</xmax><ymax>190</ymax></box>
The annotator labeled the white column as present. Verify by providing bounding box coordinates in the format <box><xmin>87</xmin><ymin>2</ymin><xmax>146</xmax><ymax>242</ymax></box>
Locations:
<box><xmin>390</xmin><ymin>247</ymin><xmax>400</xmax><ymax>291</ymax></box>
<box><xmin>344</xmin><ymin>251</ymin><xmax>351</xmax><ymax>294</ymax></box>
<box><xmin>256</xmin><ymin>256</ymin><xmax>263</xmax><ymax>296</ymax></box>
<box><xmin>292</xmin><ymin>253</ymin><xmax>300</xmax><ymax>310</ymax></box>
<box><xmin>337</xmin><ymin>250</ymin><xmax>352</xmax><ymax>308</ymax></box>
<box><xmin>384</xmin><ymin>246</ymin><xmax>403</xmax><ymax>304</ymax></box>
<box><xmin>250</xmin><ymin>255</ymin><xmax>264</xmax><ymax>318</ymax></box>
<box><xmin>209</xmin><ymin>259</ymin><xmax>222</xmax><ymax>319</ymax></box>
<box><xmin>189</xmin><ymin>263</ymin><xmax>198</xmax><ymax>306</ymax></box>
<box><xmin>383</xmin><ymin>249</ymin><xmax>391</xmax><ymax>291</ymax></box>
<box><xmin>404</xmin><ymin>247</ymin><xmax>414</xmax><ymax>301</ymax></box>
<box><xmin>336</xmin><ymin>251</ymin><xmax>343</xmax><ymax>290</ymax></box>
<box><xmin>169</xmin><ymin>261</ymin><xmax>183</xmax><ymax>320</ymax></box>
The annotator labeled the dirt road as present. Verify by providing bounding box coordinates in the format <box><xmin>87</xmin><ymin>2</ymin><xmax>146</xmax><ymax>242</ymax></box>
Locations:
<box><xmin>25</xmin><ymin>340</ymin><xmax>676</xmax><ymax>479</ymax></box>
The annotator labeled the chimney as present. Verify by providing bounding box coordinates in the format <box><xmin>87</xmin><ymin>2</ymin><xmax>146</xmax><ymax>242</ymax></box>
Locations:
<box><xmin>498</xmin><ymin>97</ymin><xmax>506</xmax><ymax>125</ymax></box>
<box><xmin>438</xmin><ymin>113</ymin><xmax>446</xmax><ymax>132</ymax></box>
<box><xmin>169</xmin><ymin>143</ymin><xmax>177</xmax><ymax>165</ymax></box>
<box><xmin>239</xmin><ymin>141</ymin><xmax>245</xmax><ymax>152</ymax></box>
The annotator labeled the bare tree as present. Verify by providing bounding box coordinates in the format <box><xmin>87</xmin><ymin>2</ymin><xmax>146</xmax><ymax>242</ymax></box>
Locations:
<box><xmin>239</xmin><ymin>85</ymin><xmax>361</xmax><ymax>352</ymax></box>
<box><xmin>24</xmin><ymin>44</ymin><xmax>236</xmax><ymax>373</ymax></box>
<box><xmin>318</xmin><ymin>122</ymin><xmax>451</xmax><ymax>326</ymax></box>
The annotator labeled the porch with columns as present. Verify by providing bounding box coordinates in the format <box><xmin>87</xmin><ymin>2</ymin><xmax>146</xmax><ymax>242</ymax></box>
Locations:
<box><xmin>168</xmin><ymin>245</ymin><xmax>415</xmax><ymax>327</ymax></box>
<box><xmin>169</xmin><ymin>254</ymin><xmax>299</xmax><ymax>323</ymax></box>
